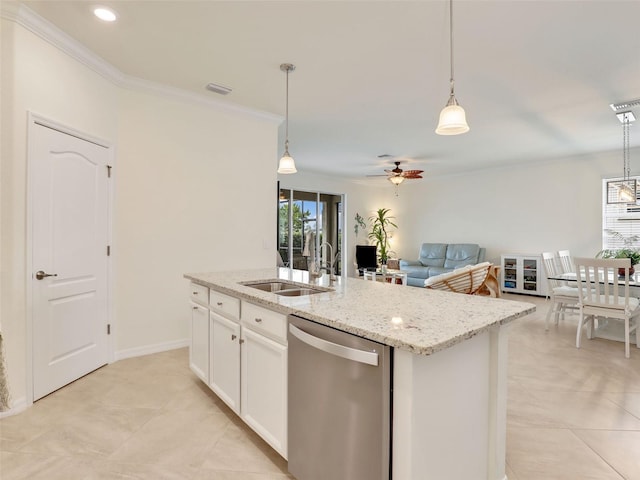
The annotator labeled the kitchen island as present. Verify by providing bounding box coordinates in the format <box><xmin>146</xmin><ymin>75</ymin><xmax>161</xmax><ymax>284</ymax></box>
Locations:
<box><xmin>185</xmin><ymin>267</ymin><xmax>535</xmax><ymax>480</ymax></box>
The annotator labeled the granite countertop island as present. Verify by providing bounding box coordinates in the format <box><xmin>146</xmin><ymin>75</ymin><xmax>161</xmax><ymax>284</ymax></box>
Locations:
<box><xmin>185</xmin><ymin>267</ymin><xmax>535</xmax><ymax>356</ymax></box>
<box><xmin>185</xmin><ymin>267</ymin><xmax>536</xmax><ymax>480</ymax></box>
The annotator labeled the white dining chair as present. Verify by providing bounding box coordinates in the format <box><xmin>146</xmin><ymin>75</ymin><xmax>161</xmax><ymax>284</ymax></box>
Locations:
<box><xmin>558</xmin><ymin>250</ymin><xmax>574</xmax><ymax>274</ymax></box>
<box><xmin>574</xmin><ymin>257</ymin><xmax>640</xmax><ymax>358</ymax></box>
<box><xmin>541</xmin><ymin>252</ymin><xmax>580</xmax><ymax>330</ymax></box>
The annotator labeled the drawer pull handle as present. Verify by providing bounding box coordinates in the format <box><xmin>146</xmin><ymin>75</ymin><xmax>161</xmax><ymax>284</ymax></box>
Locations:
<box><xmin>255</xmin><ymin>318</ymin><xmax>263</xmax><ymax>323</ymax></box>
<box><xmin>240</xmin><ymin>339</ymin><xmax>245</xmax><ymax>344</ymax></box>
<box><xmin>231</xmin><ymin>334</ymin><xmax>237</xmax><ymax>341</ymax></box>
<box><xmin>217</xmin><ymin>302</ymin><xmax>223</xmax><ymax>306</ymax></box>
<box><xmin>192</xmin><ymin>306</ymin><xmax>199</xmax><ymax>310</ymax></box>
<box><xmin>192</xmin><ymin>291</ymin><xmax>198</xmax><ymax>295</ymax></box>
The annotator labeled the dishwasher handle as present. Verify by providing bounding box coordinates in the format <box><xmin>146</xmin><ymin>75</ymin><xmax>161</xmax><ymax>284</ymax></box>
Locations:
<box><xmin>289</xmin><ymin>323</ymin><xmax>379</xmax><ymax>366</ymax></box>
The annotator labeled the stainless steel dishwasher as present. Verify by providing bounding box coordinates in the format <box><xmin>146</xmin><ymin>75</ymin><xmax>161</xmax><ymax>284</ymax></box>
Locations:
<box><xmin>287</xmin><ymin>314</ymin><xmax>391</xmax><ymax>480</ymax></box>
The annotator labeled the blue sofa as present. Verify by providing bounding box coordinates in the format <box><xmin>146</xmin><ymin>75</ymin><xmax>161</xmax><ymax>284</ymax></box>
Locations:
<box><xmin>399</xmin><ymin>243</ymin><xmax>486</xmax><ymax>287</ymax></box>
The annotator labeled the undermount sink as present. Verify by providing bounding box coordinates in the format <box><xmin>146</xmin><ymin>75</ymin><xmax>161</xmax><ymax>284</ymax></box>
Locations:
<box><xmin>240</xmin><ymin>280</ymin><xmax>331</xmax><ymax>296</ymax></box>
<box><xmin>274</xmin><ymin>288</ymin><xmax>325</xmax><ymax>297</ymax></box>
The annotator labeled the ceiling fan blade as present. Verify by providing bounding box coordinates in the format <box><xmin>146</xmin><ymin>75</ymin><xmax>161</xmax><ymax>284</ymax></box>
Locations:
<box><xmin>403</xmin><ymin>170</ymin><xmax>424</xmax><ymax>176</ymax></box>
<box><xmin>405</xmin><ymin>175</ymin><xmax>423</xmax><ymax>179</ymax></box>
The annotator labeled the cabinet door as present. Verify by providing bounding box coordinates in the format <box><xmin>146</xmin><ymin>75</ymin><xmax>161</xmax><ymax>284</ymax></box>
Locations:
<box><xmin>189</xmin><ymin>302</ymin><xmax>209</xmax><ymax>383</ymax></box>
<box><xmin>210</xmin><ymin>311</ymin><xmax>241</xmax><ymax>413</ymax></box>
<box><xmin>502</xmin><ymin>256</ymin><xmax>518</xmax><ymax>291</ymax></box>
<box><xmin>241</xmin><ymin>327</ymin><xmax>288</xmax><ymax>458</ymax></box>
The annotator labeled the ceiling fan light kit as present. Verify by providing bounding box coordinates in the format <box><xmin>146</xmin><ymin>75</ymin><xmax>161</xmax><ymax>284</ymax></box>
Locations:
<box><xmin>388</xmin><ymin>175</ymin><xmax>405</xmax><ymax>185</ymax></box>
<box><xmin>278</xmin><ymin>63</ymin><xmax>297</xmax><ymax>174</ymax></box>
<box><xmin>435</xmin><ymin>0</ymin><xmax>469</xmax><ymax>136</ymax></box>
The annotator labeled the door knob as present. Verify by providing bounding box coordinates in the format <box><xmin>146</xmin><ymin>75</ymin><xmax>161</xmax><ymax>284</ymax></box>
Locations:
<box><xmin>35</xmin><ymin>270</ymin><xmax>57</xmax><ymax>280</ymax></box>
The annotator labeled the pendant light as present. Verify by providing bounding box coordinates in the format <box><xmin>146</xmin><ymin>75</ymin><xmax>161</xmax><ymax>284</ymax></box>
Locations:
<box><xmin>435</xmin><ymin>0</ymin><xmax>469</xmax><ymax>135</ymax></box>
<box><xmin>618</xmin><ymin>111</ymin><xmax>636</xmax><ymax>203</ymax></box>
<box><xmin>278</xmin><ymin>63</ymin><xmax>297</xmax><ymax>174</ymax></box>
<box><xmin>606</xmin><ymin>108</ymin><xmax>637</xmax><ymax>204</ymax></box>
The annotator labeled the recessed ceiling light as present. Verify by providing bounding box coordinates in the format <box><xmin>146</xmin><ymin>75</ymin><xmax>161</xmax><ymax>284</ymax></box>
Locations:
<box><xmin>93</xmin><ymin>6</ymin><xmax>117</xmax><ymax>22</ymax></box>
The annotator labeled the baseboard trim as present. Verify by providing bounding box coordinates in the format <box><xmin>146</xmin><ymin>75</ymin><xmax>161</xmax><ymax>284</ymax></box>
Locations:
<box><xmin>0</xmin><ymin>396</ymin><xmax>28</xmax><ymax>418</ymax></box>
<box><xmin>114</xmin><ymin>339</ymin><xmax>189</xmax><ymax>361</ymax></box>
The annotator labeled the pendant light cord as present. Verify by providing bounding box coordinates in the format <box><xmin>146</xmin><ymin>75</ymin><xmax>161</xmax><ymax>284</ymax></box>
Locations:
<box><xmin>624</xmin><ymin>113</ymin><xmax>630</xmax><ymax>181</ymax></box>
<box><xmin>285</xmin><ymin>67</ymin><xmax>289</xmax><ymax>152</ymax></box>
<box><xmin>449</xmin><ymin>0</ymin><xmax>455</xmax><ymax>97</ymax></box>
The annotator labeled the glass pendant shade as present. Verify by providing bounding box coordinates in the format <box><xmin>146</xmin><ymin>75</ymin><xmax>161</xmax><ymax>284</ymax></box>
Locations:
<box><xmin>619</xmin><ymin>182</ymin><xmax>636</xmax><ymax>203</ymax></box>
<box><xmin>278</xmin><ymin>153</ymin><xmax>297</xmax><ymax>174</ymax></box>
<box><xmin>436</xmin><ymin>97</ymin><xmax>469</xmax><ymax>135</ymax></box>
<box><xmin>388</xmin><ymin>175</ymin><xmax>405</xmax><ymax>185</ymax></box>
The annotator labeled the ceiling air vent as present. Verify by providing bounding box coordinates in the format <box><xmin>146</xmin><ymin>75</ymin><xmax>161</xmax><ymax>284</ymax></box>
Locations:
<box><xmin>205</xmin><ymin>83</ymin><xmax>232</xmax><ymax>95</ymax></box>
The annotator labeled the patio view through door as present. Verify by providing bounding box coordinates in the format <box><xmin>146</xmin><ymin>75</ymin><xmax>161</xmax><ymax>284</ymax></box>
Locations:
<box><xmin>278</xmin><ymin>188</ymin><xmax>343</xmax><ymax>276</ymax></box>
<box><xmin>30</xmin><ymin>116</ymin><xmax>111</xmax><ymax>401</ymax></box>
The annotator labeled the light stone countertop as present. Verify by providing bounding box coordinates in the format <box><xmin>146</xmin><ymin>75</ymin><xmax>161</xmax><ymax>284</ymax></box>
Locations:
<box><xmin>185</xmin><ymin>267</ymin><xmax>536</xmax><ymax>356</ymax></box>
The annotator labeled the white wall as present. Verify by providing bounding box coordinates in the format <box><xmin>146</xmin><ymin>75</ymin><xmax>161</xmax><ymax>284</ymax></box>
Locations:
<box><xmin>1</xmin><ymin>17</ymin><xmax>278</xmax><ymax>405</ymax></box>
<box><xmin>115</xmin><ymin>88</ymin><xmax>277</xmax><ymax>353</ymax></box>
<box><xmin>395</xmin><ymin>150</ymin><xmax>637</xmax><ymax>264</ymax></box>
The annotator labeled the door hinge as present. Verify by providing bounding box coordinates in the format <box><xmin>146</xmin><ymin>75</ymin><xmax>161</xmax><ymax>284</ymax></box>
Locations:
<box><xmin>107</xmin><ymin>245</ymin><xmax>111</xmax><ymax>256</ymax></box>
<box><xmin>107</xmin><ymin>165</ymin><xmax>112</xmax><ymax>178</ymax></box>
<box><xmin>107</xmin><ymin>324</ymin><xmax>111</xmax><ymax>335</ymax></box>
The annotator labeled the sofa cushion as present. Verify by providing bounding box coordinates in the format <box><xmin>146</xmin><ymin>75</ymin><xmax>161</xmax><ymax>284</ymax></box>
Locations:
<box><xmin>425</xmin><ymin>266</ymin><xmax>450</xmax><ymax>277</ymax></box>
<box><xmin>443</xmin><ymin>244</ymin><xmax>480</xmax><ymax>269</ymax></box>
<box><xmin>418</xmin><ymin>243</ymin><xmax>447</xmax><ymax>267</ymax></box>
<box><xmin>400</xmin><ymin>264</ymin><xmax>432</xmax><ymax>279</ymax></box>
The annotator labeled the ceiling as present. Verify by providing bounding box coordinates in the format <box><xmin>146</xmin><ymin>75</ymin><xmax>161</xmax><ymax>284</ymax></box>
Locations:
<box><xmin>16</xmin><ymin>0</ymin><xmax>640</xmax><ymax>179</ymax></box>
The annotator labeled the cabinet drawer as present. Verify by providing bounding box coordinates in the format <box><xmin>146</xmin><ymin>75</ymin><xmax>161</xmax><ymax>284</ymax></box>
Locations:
<box><xmin>241</xmin><ymin>302</ymin><xmax>287</xmax><ymax>343</ymax></box>
<box><xmin>190</xmin><ymin>282</ymin><xmax>209</xmax><ymax>306</ymax></box>
<box><xmin>210</xmin><ymin>289</ymin><xmax>240</xmax><ymax>319</ymax></box>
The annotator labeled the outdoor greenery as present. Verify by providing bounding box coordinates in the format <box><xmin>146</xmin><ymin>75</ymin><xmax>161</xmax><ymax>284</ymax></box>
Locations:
<box><xmin>597</xmin><ymin>229</ymin><xmax>640</xmax><ymax>265</ymax></box>
<box><xmin>368</xmin><ymin>208</ymin><xmax>397</xmax><ymax>265</ymax></box>
<box><xmin>278</xmin><ymin>202</ymin><xmax>311</xmax><ymax>256</ymax></box>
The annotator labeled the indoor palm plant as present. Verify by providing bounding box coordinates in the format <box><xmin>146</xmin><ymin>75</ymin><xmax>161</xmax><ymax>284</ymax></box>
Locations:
<box><xmin>368</xmin><ymin>208</ymin><xmax>397</xmax><ymax>267</ymax></box>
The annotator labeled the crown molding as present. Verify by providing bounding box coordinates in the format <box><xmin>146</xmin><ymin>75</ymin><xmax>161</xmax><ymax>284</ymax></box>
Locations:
<box><xmin>1</xmin><ymin>1</ymin><xmax>282</xmax><ymax>124</ymax></box>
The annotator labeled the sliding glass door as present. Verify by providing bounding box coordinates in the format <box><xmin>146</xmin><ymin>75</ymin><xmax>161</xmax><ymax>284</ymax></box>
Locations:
<box><xmin>278</xmin><ymin>187</ymin><xmax>343</xmax><ymax>276</ymax></box>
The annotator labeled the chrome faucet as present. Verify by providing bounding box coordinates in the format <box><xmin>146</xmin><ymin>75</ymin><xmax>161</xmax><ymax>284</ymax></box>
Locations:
<box><xmin>318</xmin><ymin>241</ymin><xmax>336</xmax><ymax>281</ymax></box>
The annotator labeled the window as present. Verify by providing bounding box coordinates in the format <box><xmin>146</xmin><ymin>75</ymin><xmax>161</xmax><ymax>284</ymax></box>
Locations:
<box><xmin>602</xmin><ymin>176</ymin><xmax>640</xmax><ymax>249</ymax></box>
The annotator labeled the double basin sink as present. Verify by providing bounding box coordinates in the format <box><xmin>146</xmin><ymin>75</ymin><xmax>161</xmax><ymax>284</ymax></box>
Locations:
<box><xmin>241</xmin><ymin>280</ymin><xmax>331</xmax><ymax>297</ymax></box>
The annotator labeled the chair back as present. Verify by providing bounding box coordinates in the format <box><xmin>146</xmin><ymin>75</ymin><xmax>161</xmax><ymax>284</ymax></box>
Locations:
<box><xmin>574</xmin><ymin>257</ymin><xmax>633</xmax><ymax>313</ymax></box>
<box><xmin>355</xmin><ymin>245</ymin><xmax>377</xmax><ymax>275</ymax></box>
<box><xmin>558</xmin><ymin>250</ymin><xmax>574</xmax><ymax>274</ymax></box>
<box><xmin>542</xmin><ymin>252</ymin><xmax>564</xmax><ymax>289</ymax></box>
<box><xmin>424</xmin><ymin>262</ymin><xmax>492</xmax><ymax>295</ymax></box>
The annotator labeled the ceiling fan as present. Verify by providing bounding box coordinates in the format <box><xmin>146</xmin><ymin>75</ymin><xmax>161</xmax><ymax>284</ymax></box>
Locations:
<box><xmin>382</xmin><ymin>161</ymin><xmax>424</xmax><ymax>185</ymax></box>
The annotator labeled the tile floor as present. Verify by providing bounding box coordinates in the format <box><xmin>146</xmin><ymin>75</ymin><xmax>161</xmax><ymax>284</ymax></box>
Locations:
<box><xmin>1</xmin><ymin>294</ymin><xmax>639</xmax><ymax>479</ymax></box>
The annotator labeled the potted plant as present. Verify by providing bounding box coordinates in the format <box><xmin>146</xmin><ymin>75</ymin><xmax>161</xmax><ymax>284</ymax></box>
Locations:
<box><xmin>368</xmin><ymin>208</ymin><xmax>397</xmax><ymax>270</ymax></box>
<box><xmin>597</xmin><ymin>229</ymin><xmax>640</xmax><ymax>275</ymax></box>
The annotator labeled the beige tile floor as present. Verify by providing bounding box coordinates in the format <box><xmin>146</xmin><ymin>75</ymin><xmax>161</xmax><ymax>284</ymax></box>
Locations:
<box><xmin>1</xmin><ymin>293</ymin><xmax>639</xmax><ymax>479</ymax></box>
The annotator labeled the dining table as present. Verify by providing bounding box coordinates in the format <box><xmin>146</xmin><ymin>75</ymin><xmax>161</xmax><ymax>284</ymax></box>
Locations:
<box><xmin>547</xmin><ymin>271</ymin><xmax>639</xmax><ymax>344</ymax></box>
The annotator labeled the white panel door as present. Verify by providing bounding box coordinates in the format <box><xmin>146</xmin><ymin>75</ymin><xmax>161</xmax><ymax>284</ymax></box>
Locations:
<box><xmin>189</xmin><ymin>302</ymin><xmax>209</xmax><ymax>383</ymax></box>
<box><xmin>31</xmin><ymin>120</ymin><xmax>111</xmax><ymax>400</ymax></box>
<box><xmin>210</xmin><ymin>311</ymin><xmax>240</xmax><ymax>413</ymax></box>
<box><xmin>241</xmin><ymin>327</ymin><xmax>287</xmax><ymax>458</ymax></box>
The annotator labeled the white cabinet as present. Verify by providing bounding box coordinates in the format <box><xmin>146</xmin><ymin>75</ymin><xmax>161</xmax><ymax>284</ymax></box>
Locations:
<box><xmin>241</xmin><ymin>325</ymin><xmax>288</xmax><ymax>458</ymax></box>
<box><xmin>501</xmin><ymin>254</ymin><xmax>547</xmax><ymax>296</ymax></box>
<box><xmin>187</xmin><ymin>282</ymin><xmax>288</xmax><ymax>459</ymax></box>
<box><xmin>189</xmin><ymin>301</ymin><xmax>209</xmax><ymax>383</ymax></box>
<box><xmin>210</xmin><ymin>311</ymin><xmax>241</xmax><ymax>413</ymax></box>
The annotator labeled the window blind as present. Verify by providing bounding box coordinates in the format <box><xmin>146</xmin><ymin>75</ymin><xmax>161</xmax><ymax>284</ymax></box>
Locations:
<box><xmin>602</xmin><ymin>176</ymin><xmax>640</xmax><ymax>249</ymax></box>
